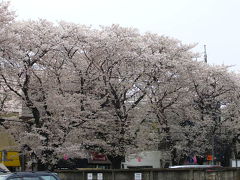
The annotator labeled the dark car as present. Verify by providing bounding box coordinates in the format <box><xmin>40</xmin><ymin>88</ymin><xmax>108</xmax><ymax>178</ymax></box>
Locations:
<box><xmin>0</xmin><ymin>172</ymin><xmax>61</xmax><ymax>180</ymax></box>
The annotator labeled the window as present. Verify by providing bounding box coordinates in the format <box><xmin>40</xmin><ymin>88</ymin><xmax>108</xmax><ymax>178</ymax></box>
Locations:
<box><xmin>0</xmin><ymin>176</ymin><xmax>8</xmax><ymax>180</ymax></box>
<box><xmin>39</xmin><ymin>176</ymin><xmax>57</xmax><ymax>180</ymax></box>
<box><xmin>8</xmin><ymin>178</ymin><xmax>22</xmax><ymax>180</ymax></box>
<box><xmin>22</xmin><ymin>177</ymin><xmax>39</xmax><ymax>180</ymax></box>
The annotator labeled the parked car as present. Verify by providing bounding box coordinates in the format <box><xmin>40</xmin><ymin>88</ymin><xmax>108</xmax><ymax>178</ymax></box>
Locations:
<box><xmin>169</xmin><ymin>165</ymin><xmax>222</xmax><ymax>168</ymax></box>
<box><xmin>169</xmin><ymin>165</ymin><xmax>223</xmax><ymax>172</ymax></box>
<box><xmin>0</xmin><ymin>172</ymin><xmax>61</xmax><ymax>180</ymax></box>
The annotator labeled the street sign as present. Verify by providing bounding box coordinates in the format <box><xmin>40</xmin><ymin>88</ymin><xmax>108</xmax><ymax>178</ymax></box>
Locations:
<box><xmin>134</xmin><ymin>173</ymin><xmax>142</xmax><ymax>180</ymax></box>
<box><xmin>87</xmin><ymin>173</ymin><xmax>93</xmax><ymax>180</ymax></box>
<box><xmin>97</xmin><ymin>173</ymin><xmax>103</xmax><ymax>180</ymax></box>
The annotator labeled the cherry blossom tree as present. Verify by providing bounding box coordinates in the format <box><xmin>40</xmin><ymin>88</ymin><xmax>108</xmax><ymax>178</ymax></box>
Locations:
<box><xmin>2</xmin><ymin>2</ymin><xmax>240</xmax><ymax>169</ymax></box>
<box><xmin>0</xmin><ymin>18</ymin><xmax>69</xmax><ymax>169</ymax></box>
<box><xmin>171</xmin><ymin>63</ymin><xmax>240</xmax><ymax>165</ymax></box>
<box><xmin>0</xmin><ymin>1</ymin><xmax>15</xmax><ymax>113</ymax></box>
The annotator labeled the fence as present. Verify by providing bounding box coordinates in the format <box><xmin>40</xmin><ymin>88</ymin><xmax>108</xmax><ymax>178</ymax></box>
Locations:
<box><xmin>56</xmin><ymin>168</ymin><xmax>240</xmax><ymax>180</ymax></box>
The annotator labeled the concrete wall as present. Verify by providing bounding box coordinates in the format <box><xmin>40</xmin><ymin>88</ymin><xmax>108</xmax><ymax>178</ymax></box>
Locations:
<box><xmin>56</xmin><ymin>168</ymin><xmax>240</xmax><ymax>180</ymax></box>
<box><xmin>0</xmin><ymin>127</ymin><xmax>19</xmax><ymax>151</ymax></box>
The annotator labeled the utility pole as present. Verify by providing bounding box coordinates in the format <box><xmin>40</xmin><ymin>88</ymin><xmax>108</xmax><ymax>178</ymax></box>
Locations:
<box><xmin>204</xmin><ymin>45</ymin><xmax>207</xmax><ymax>63</ymax></box>
<box><xmin>204</xmin><ymin>45</ymin><xmax>215</xmax><ymax>165</ymax></box>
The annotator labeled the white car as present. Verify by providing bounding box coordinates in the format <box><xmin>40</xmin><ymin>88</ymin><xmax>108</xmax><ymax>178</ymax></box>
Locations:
<box><xmin>169</xmin><ymin>165</ymin><xmax>222</xmax><ymax>169</ymax></box>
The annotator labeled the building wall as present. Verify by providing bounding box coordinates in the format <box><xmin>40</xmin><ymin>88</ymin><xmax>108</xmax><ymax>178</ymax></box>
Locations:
<box><xmin>0</xmin><ymin>128</ymin><xmax>21</xmax><ymax>168</ymax></box>
<box><xmin>0</xmin><ymin>128</ymin><xmax>18</xmax><ymax>151</ymax></box>
<box><xmin>122</xmin><ymin>151</ymin><xmax>171</xmax><ymax>169</ymax></box>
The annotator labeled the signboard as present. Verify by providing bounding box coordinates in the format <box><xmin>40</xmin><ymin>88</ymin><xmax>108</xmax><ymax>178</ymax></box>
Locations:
<box><xmin>87</xmin><ymin>173</ymin><xmax>93</xmax><ymax>180</ymax></box>
<box><xmin>97</xmin><ymin>173</ymin><xmax>103</xmax><ymax>180</ymax></box>
<box><xmin>134</xmin><ymin>173</ymin><xmax>142</xmax><ymax>180</ymax></box>
<box><xmin>0</xmin><ymin>151</ymin><xmax>20</xmax><ymax>167</ymax></box>
<box><xmin>231</xmin><ymin>159</ymin><xmax>240</xmax><ymax>167</ymax></box>
<box><xmin>90</xmin><ymin>152</ymin><xmax>107</xmax><ymax>161</ymax></box>
<box><xmin>207</xmin><ymin>155</ymin><xmax>213</xmax><ymax>161</ymax></box>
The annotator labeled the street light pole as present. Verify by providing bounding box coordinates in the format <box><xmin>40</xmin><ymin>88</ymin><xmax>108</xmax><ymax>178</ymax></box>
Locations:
<box><xmin>204</xmin><ymin>45</ymin><xmax>215</xmax><ymax>165</ymax></box>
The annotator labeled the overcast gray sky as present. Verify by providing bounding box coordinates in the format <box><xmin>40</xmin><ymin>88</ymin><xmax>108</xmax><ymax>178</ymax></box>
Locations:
<box><xmin>8</xmin><ymin>0</ymin><xmax>240</xmax><ymax>71</ymax></box>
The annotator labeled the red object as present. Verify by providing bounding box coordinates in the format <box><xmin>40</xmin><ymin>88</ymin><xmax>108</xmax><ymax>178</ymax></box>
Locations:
<box><xmin>137</xmin><ymin>157</ymin><xmax>142</xmax><ymax>162</ymax></box>
<box><xmin>207</xmin><ymin>155</ymin><xmax>213</xmax><ymax>161</ymax></box>
<box><xmin>63</xmin><ymin>154</ymin><xmax>68</xmax><ymax>160</ymax></box>
<box><xmin>90</xmin><ymin>152</ymin><xmax>107</xmax><ymax>161</ymax></box>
